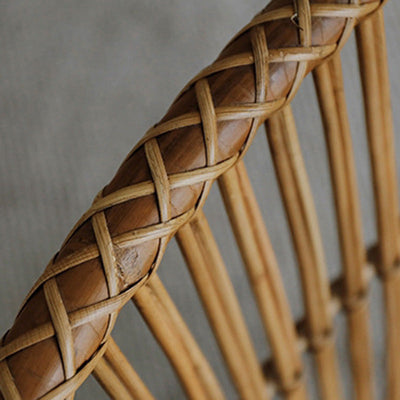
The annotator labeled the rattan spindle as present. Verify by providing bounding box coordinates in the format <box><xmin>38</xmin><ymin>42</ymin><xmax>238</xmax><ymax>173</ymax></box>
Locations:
<box><xmin>92</xmin><ymin>358</ymin><xmax>134</xmax><ymax>400</ymax></box>
<box><xmin>356</xmin><ymin>9</ymin><xmax>400</xmax><ymax>399</ymax></box>
<box><xmin>133</xmin><ymin>275</ymin><xmax>224</xmax><ymax>400</ymax></box>
<box><xmin>0</xmin><ymin>0</ymin><xmax>395</xmax><ymax>399</ymax></box>
<box><xmin>218</xmin><ymin>161</ymin><xmax>307</xmax><ymax>399</ymax></box>
<box><xmin>93</xmin><ymin>337</ymin><xmax>155</xmax><ymax>400</ymax></box>
<box><xmin>265</xmin><ymin>106</ymin><xmax>343</xmax><ymax>400</ymax></box>
<box><xmin>176</xmin><ymin>211</ymin><xmax>269</xmax><ymax>400</ymax></box>
<box><xmin>313</xmin><ymin>54</ymin><xmax>375</xmax><ymax>400</ymax></box>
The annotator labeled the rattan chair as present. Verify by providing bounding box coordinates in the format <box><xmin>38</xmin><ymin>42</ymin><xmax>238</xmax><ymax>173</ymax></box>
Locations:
<box><xmin>1</xmin><ymin>0</ymin><xmax>399</xmax><ymax>398</ymax></box>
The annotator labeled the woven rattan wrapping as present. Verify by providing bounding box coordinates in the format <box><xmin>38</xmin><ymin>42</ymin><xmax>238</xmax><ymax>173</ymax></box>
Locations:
<box><xmin>0</xmin><ymin>0</ymin><xmax>387</xmax><ymax>398</ymax></box>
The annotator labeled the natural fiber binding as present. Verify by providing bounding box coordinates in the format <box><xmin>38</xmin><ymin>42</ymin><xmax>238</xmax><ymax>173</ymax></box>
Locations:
<box><xmin>279</xmin><ymin>369</ymin><xmax>305</xmax><ymax>394</ymax></box>
<box><xmin>0</xmin><ymin>0</ymin><xmax>390</xmax><ymax>399</ymax></box>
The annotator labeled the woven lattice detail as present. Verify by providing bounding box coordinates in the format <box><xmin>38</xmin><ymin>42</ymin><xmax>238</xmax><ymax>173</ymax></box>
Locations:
<box><xmin>0</xmin><ymin>0</ymin><xmax>384</xmax><ymax>398</ymax></box>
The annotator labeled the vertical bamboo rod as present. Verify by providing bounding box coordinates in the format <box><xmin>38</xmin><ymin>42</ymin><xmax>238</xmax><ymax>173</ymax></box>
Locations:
<box><xmin>94</xmin><ymin>337</ymin><xmax>156</xmax><ymax>400</ymax></box>
<box><xmin>146</xmin><ymin>275</ymin><xmax>227</xmax><ymax>399</ymax></box>
<box><xmin>313</xmin><ymin>54</ymin><xmax>375</xmax><ymax>400</ymax></box>
<box><xmin>177</xmin><ymin>218</ymin><xmax>269</xmax><ymax>400</ymax></box>
<box><xmin>313</xmin><ymin>55</ymin><xmax>366</xmax><ymax>305</ymax></box>
<box><xmin>265</xmin><ymin>106</ymin><xmax>343</xmax><ymax>400</ymax></box>
<box><xmin>356</xmin><ymin>10</ymin><xmax>400</xmax><ymax>400</ymax></box>
<box><xmin>191</xmin><ymin>211</ymin><xmax>266</xmax><ymax>395</ymax></box>
<box><xmin>133</xmin><ymin>275</ymin><xmax>225</xmax><ymax>400</ymax></box>
<box><xmin>383</xmin><ymin>270</ymin><xmax>400</xmax><ymax>400</ymax></box>
<box><xmin>372</xmin><ymin>20</ymin><xmax>400</xmax><ymax>396</ymax></box>
<box><xmin>374</xmin><ymin>12</ymin><xmax>399</xmax><ymax>242</ymax></box>
<box><xmin>92</xmin><ymin>357</ymin><xmax>135</xmax><ymax>400</ymax></box>
<box><xmin>218</xmin><ymin>161</ymin><xmax>308</xmax><ymax>400</ymax></box>
<box><xmin>356</xmin><ymin>12</ymin><xmax>400</xmax><ymax>271</ymax></box>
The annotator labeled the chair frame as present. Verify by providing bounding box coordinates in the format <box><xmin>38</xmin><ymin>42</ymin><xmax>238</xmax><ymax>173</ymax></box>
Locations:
<box><xmin>1</xmin><ymin>0</ymin><xmax>399</xmax><ymax>399</ymax></box>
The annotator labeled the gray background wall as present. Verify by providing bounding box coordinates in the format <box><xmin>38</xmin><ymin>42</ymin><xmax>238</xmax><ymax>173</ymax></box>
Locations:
<box><xmin>1</xmin><ymin>1</ymin><xmax>400</xmax><ymax>398</ymax></box>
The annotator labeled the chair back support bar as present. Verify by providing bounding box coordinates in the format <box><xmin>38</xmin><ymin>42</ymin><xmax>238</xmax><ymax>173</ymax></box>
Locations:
<box><xmin>0</xmin><ymin>0</ymin><xmax>396</xmax><ymax>399</ymax></box>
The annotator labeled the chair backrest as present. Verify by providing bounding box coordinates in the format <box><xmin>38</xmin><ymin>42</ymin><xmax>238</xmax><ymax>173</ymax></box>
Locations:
<box><xmin>1</xmin><ymin>0</ymin><xmax>399</xmax><ymax>399</ymax></box>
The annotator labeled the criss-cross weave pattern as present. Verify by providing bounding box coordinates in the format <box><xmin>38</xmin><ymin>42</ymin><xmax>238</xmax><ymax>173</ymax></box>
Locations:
<box><xmin>0</xmin><ymin>0</ymin><xmax>389</xmax><ymax>398</ymax></box>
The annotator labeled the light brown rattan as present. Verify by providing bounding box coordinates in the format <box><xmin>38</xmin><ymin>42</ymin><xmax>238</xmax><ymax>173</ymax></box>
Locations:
<box><xmin>1</xmin><ymin>0</ymin><xmax>399</xmax><ymax>399</ymax></box>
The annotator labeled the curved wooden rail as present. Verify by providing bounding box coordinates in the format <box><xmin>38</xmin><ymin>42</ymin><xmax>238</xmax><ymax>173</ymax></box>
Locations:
<box><xmin>0</xmin><ymin>0</ymin><xmax>384</xmax><ymax>398</ymax></box>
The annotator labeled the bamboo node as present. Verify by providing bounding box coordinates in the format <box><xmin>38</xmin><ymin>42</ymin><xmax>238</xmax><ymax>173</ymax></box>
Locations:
<box><xmin>377</xmin><ymin>260</ymin><xmax>400</xmax><ymax>281</ymax></box>
<box><xmin>280</xmin><ymin>369</ymin><xmax>304</xmax><ymax>393</ymax></box>
<box><xmin>308</xmin><ymin>327</ymin><xmax>334</xmax><ymax>352</ymax></box>
<box><xmin>342</xmin><ymin>287</ymin><xmax>368</xmax><ymax>312</ymax></box>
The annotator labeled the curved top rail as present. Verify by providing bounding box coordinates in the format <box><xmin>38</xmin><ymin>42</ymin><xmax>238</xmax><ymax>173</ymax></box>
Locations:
<box><xmin>0</xmin><ymin>0</ymin><xmax>383</xmax><ymax>398</ymax></box>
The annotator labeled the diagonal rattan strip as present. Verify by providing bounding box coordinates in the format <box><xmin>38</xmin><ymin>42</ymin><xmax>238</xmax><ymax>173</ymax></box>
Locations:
<box><xmin>37</xmin><ymin>343</ymin><xmax>107</xmax><ymax>400</ymax></box>
<box><xmin>0</xmin><ymin>280</ymin><xmax>143</xmax><ymax>363</ymax></box>
<box><xmin>0</xmin><ymin>360</ymin><xmax>21</xmax><ymax>400</ymax></box>
<box><xmin>60</xmin><ymin>156</ymin><xmax>238</xmax><ymax>247</ymax></box>
<box><xmin>134</xmin><ymin>100</ymin><xmax>286</xmax><ymax>152</ymax></box>
<box><xmin>43</xmin><ymin>279</ymin><xmax>76</xmax><ymax>382</ymax></box>
<box><xmin>1</xmin><ymin>343</ymin><xmax>107</xmax><ymax>400</ymax></box>
<box><xmin>92</xmin><ymin>211</ymin><xmax>120</xmax><ymax>342</ymax></box>
<box><xmin>252</xmin><ymin>25</ymin><xmax>269</xmax><ymax>100</ymax></box>
<box><xmin>194</xmin><ymin>79</ymin><xmax>218</xmax><ymax>210</ymax></box>
<box><xmin>239</xmin><ymin>24</ymin><xmax>269</xmax><ymax>155</ymax></box>
<box><xmin>9</xmin><ymin>0</ymin><xmax>385</xmax><ymax>316</ymax></box>
<box><xmin>335</xmin><ymin>0</ymin><xmax>360</xmax><ymax>52</ymax></box>
<box><xmin>144</xmin><ymin>139</ymin><xmax>171</xmax><ymax>223</ymax></box>
<box><xmin>228</xmin><ymin>2</ymin><xmax>379</xmax><ymax>47</ymax></box>
<box><xmin>286</xmin><ymin>0</ymin><xmax>312</xmax><ymax>102</ymax></box>
<box><xmin>144</xmin><ymin>138</ymin><xmax>172</xmax><ymax>277</ymax></box>
<box><xmin>195</xmin><ymin>80</ymin><xmax>218</xmax><ymax>166</ymax></box>
<box><xmin>23</xmin><ymin>210</ymin><xmax>193</xmax><ymax>303</ymax></box>
<box><xmin>43</xmin><ymin>281</ymin><xmax>74</xmax><ymax>400</ymax></box>
<box><xmin>178</xmin><ymin>46</ymin><xmax>336</xmax><ymax>96</ymax></box>
<box><xmin>0</xmin><ymin>1</ymin><xmax>387</xmax><ymax>398</ymax></box>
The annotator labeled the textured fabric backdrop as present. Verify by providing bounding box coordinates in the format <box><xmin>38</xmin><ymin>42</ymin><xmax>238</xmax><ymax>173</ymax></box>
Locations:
<box><xmin>1</xmin><ymin>1</ymin><xmax>400</xmax><ymax>398</ymax></box>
